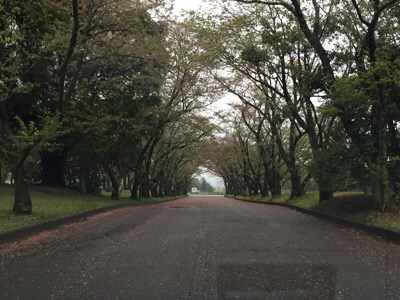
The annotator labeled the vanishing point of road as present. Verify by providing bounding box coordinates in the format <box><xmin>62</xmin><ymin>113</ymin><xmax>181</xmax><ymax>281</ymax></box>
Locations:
<box><xmin>1</xmin><ymin>196</ymin><xmax>400</xmax><ymax>299</ymax></box>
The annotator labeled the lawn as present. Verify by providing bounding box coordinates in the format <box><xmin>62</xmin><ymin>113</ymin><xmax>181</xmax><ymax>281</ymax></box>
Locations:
<box><xmin>0</xmin><ymin>186</ymin><xmax>185</xmax><ymax>234</ymax></box>
<box><xmin>232</xmin><ymin>191</ymin><xmax>400</xmax><ymax>232</ymax></box>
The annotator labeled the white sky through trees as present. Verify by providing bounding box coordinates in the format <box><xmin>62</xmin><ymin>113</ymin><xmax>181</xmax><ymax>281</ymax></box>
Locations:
<box><xmin>173</xmin><ymin>0</ymin><xmax>204</xmax><ymax>14</ymax></box>
<box><xmin>173</xmin><ymin>0</ymin><xmax>237</xmax><ymax>114</ymax></box>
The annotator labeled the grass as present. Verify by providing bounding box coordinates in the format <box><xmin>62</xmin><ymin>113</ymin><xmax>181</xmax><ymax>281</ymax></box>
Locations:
<box><xmin>230</xmin><ymin>191</ymin><xmax>400</xmax><ymax>232</ymax></box>
<box><xmin>0</xmin><ymin>185</ymin><xmax>185</xmax><ymax>234</ymax></box>
<box><xmin>102</xmin><ymin>189</ymin><xmax>186</xmax><ymax>202</ymax></box>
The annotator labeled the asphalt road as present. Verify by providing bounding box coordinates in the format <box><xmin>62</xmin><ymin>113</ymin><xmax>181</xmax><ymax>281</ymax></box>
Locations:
<box><xmin>1</xmin><ymin>196</ymin><xmax>400</xmax><ymax>299</ymax></box>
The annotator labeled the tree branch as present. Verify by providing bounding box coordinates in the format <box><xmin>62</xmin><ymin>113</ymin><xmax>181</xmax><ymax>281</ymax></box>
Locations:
<box><xmin>58</xmin><ymin>0</ymin><xmax>80</xmax><ymax>113</ymax></box>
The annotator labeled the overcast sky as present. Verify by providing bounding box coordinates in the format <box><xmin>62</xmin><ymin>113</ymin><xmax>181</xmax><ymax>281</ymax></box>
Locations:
<box><xmin>173</xmin><ymin>0</ymin><xmax>204</xmax><ymax>14</ymax></box>
<box><xmin>197</xmin><ymin>172</ymin><xmax>225</xmax><ymax>191</ymax></box>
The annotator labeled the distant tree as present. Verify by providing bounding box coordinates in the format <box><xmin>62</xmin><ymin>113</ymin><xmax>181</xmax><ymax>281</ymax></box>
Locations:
<box><xmin>189</xmin><ymin>178</ymin><xmax>201</xmax><ymax>191</ymax></box>
<box><xmin>199</xmin><ymin>177</ymin><xmax>214</xmax><ymax>193</ymax></box>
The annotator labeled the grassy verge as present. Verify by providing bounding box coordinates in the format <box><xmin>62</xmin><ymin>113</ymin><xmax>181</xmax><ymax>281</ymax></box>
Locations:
<box><xmin>0</xmin><ymin>186</ymin><xmax>186</xmax><ymax>234</ymax></box>
<box><xmin>230</xmin><ymin>191</ymin><xmax>400</xmax><ymax>232</ymax></box>
<box><xmin>102</xmin><ymin>189</ymin><xmax>187</xmax><ymax>202</ymax></box>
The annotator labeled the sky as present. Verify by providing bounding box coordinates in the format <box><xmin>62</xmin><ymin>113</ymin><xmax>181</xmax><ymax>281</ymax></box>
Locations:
<box><xmin>173</xmin><ymin>0</ymin><xmax>205</xmax><ymax>14</ymax></box>
<box><xmin>197</xmin><ymin>172</ymin><xmax>225</xmax><ymax>191</ymax></box>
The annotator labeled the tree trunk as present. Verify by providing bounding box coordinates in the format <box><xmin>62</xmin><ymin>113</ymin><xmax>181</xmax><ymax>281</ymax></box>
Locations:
<box><xmin>141</xmin><ymin>184</ymin><xmax>150</xmax><ymax>198</ymax></box>
<box><xmin>123</xmin><ymin>176</ymin><xmax>128</xmax><ymax>190</ymax></box>
<box><xmin>164</xmin><ymin>185</ymin><xmax>173</xmax><ymax>197</ymax></box>
<box><xmin>289</xmin><ymin>167</ymin><xmax>305</xmax><ymax>199</ymax></box>
<box><xmin>157</xmin><ymin>177</ymin><xmax>165</xmax><ymax>197</ymax></box>
<box><xmin>159</xmin><ymin>185</ymin><xmax>165</xmax><ymax>198</ymax></box>
<box><xmin>151</xmin><ymin>185</ymin><xmax>159</xmax><ymax>198</ymax></box>
<box><xmin>127</xmin><ymin>173</ymin><xmax>131</xmax><ymax>190</ymax></box>
<box><xmin>105</xmin><ymin>166</ymin><xmax>119</xmax><ymax>200</ymax></box>
<box><xmin>111</xmin><ymin>187</ymin><xmax>119</xmax><ymax>200</ymax></box>
<box><xmin>41</xmin><ymin>149</ymin><xmax>67</xmax><ymax>186</ymax></box>
<box><xmin>57</xmin><ymin>0</ymin><xmax>80</xmax><ymax>113</ymax></box>
<box><xmin>262</xmin><ymin>173</ymin><xmax>269</xmax><ymax>198</ymax></box>
<box><xmin>233</xmin><ymin>181</ymin><xmax>241</xmax><ymax>197</ymax></box>
<box><xmin>260</xmin><ymin>188</ymin><xmax>267</xmax><ymax>198</ymax></box>
<box><xmin>141</xmin><ymin>176</ymin><xmax>150</xmax><ymax>198</ymax></box>
<box><xmin>270</xmin><ymin>182</ymin><xmax>281</xmax><ymax>196</ymax></box>
<box><xmin>13</xmin><ymin>163</ymin><xmax>32</xmax><ymax>214</ymax></box>
<box><xmin>371</xmin><ymin>160</ymin><xmax>388</xmax><ymax>211</ymax></box>
<box><xmin>0</xmin><ymin>165</ymin><xmax>3</xmax><ymax>185</ymax></box>
<box><xmin>374</xmin><ymin>88</ymin><xmax>389</xmax><ymax>211</ymax></box>
<box><xmin>98</xmin><ymin>157</ymin><xmax>120</xmax><ymax>200</ymax></box>
<box><xmin>78</xmin><ymin>156</ymin><xmax>87</xmax><ymax>194</ymax></box>
<box><xmin>130</xmin><ymin>178</ymin><xmax>139</xmax><ymax>200</ymax></box>
<box><xmin>225</xmin><ymin>181</ymin><xmax>231</xmax><ymax>195</ymax></box>
<box><xmin>130</xmin><ymin>188</ymin><xmax>137</xmax><ymax>200</ymax></box>
<box><xmin>269</xmin><ymin>164</ymin><xmax>282</xmax><ymax>196</ymax></box>
<box><xmin>104</xmin><ymin>177</ymin><xmax>111</xmax><ymax>191</ymax></box>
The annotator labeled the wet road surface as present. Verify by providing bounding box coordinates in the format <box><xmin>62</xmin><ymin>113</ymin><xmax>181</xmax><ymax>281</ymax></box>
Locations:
<box><xmin>1</xmin><ymin>196</ymin><xmax>400</xmax><ymax>299</ymax></box>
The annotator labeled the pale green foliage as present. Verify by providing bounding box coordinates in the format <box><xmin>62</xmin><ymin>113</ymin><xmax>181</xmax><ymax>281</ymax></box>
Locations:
<box><xmin>13</xmin><ymin>115</ymin><xmax>62</xmax><ymax>151</ymax></box>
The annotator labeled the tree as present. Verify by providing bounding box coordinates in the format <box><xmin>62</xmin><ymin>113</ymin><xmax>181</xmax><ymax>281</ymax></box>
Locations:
<box><xmin>199</xmin><ymin>177</ymin><xmax>215</xmax><ymax>193</ymax></box>
<box><xmin>126</xmin><ymin>18</ymin><xmax>218</xmax><ymax>199</ymax></box>
<box><xmin>0</xmin><ymin>0</ymin><xmax>63</xmax><ymax>213</ymax></box>
<box><xmin>63</xmin><ymin>0</ymin><xmax>168</xmax><ymax>199</ymax></box>
<box><xmin>149</xmin><ymin>114</ymin><xmax>214</xmax><ymax>197</ymax></box>
<box><xmin>192</xmin><ymin>5</ymin><xmax>320</xmax><ymax>199</ymax></box>
<box><xmin>233</xmin><ymin>0</ymin><xmax>400</xmax><ymax>209</ymax></box>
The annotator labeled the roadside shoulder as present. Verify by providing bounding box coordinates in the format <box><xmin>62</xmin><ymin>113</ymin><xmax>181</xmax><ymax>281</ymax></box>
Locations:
<box><xmin>0</xmin><ymin>195</ymin><xmax>187</xmax><ymax>246</ymax></box>
<box><xmin>226</xmin><ymin>195</ymin><xmax>400</xmax><ymax>243</ymax></box>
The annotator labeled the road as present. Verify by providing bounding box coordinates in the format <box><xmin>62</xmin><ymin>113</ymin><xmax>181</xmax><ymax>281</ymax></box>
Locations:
<box><xmin>1</xmin><ymin>196</ymin><xmax>400</xmax><ymax>299</ymax></box>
